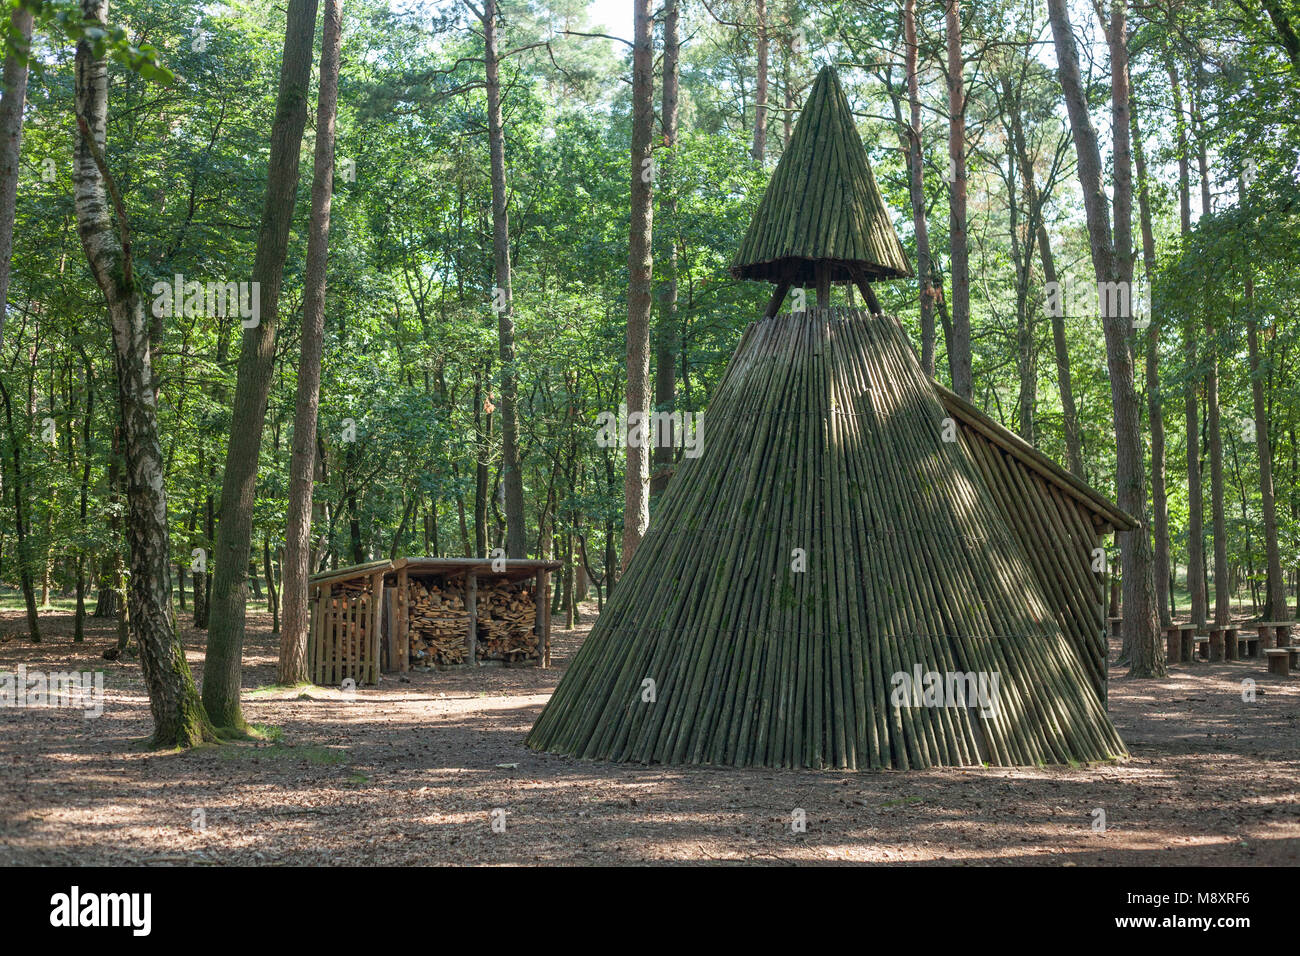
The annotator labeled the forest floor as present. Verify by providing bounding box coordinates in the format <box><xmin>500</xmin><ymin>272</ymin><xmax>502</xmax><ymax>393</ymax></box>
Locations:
<box><xmin>1</xmin><ymin>603</ymin><xmax>1298</xmax><ymax>865</ymax></box>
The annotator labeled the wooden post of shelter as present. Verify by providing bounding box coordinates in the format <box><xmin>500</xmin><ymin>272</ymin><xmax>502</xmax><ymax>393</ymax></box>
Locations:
<box><xmin>370</xmin><ymin>570</ymin><xmax>385</xmax><ymax>684</ymax></box>
<box><xmin>466</xmin><ymin>571</ymin><xmax>478</xmax><ymax>666</ymax></box>
<box><xmin>396</xmin><ymin>564</ymin><xmax>409</xmax><ymax>672</ymax></box>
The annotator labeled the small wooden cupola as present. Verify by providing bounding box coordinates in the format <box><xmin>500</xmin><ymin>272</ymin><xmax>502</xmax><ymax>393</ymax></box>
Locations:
<box><xmin>730</xmin><ymin>65</ymin><xmax>912</xmax><ymax>317</ymax></box>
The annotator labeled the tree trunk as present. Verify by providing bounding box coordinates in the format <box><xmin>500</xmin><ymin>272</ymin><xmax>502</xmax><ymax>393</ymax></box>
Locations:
<box><xmin>903</xmin><ymin>0</ymin><xmax>937</xmax><ymax>377</ymax></box>
<box><xmin>480</xmin><ymin>0</ymin><xmax>527</xmax><ymax>559</ymax></box>
<box><xmin>0</xmin><ymin>378</ymin><xmax>39</xmax><ymax>640</ymax></box>
<box><xmin>1205</xmin><ymin>319</ymin><xmax>1229</xmax><ymax>624</ymax></box>
<box><xmin>73</xmin><ymin>0</ymin><xmax>214</xmax><ymax>746</ymax></box>
<box><xmin>279</xmin><ymin>0</ymin><xmax>340</xmax><ymax>684</ymax></box>
<box><xmin>622</xmin><ymin>0</ymin><xmax>654</xmax><ymax>569</ymax></box>
<box><xmin>203</xmin><ymin>0</ymin><xmax>319</xmax><ymax>733</ymax></box>
<box><xmin>0</xmin><ymin>1</ymin><xmax>32</xmax><ymax>347</ymax></box>
<box><xmin>944</xmin><ymin>0</ymin><xmax>971</xmax><ymax>398</ymax></box>
<box><xmin>0</xmin><ymin>4</ymin><xmax>37</xmax><ymax>641</ymax></box>
<box><xmin>264</xmin><ymin>533</ymin><xmax>280</xmax><ymax>634</ymax></box>
<box><xmin>1246</xmin><ymin>279</ymin><xmax>1286</xmax><ymax>619</ymax></box>
<box><xmin>752</xmin><ymin>0</ymin><xmax>768</xmax><ymax>163</ymax></box>
<box><xmin>1047</xmin><ymin>0</ymin><xmax>1162</xmax><ymax>676</ymax></box>
<box><xmin>1131</xmin><ymin>103</ymin><xmax>1171</xmax><ymax>626</ymax></box>
<box><xmin>652</xmin><ymin>0</ymin><xmax>680</xmax><ymax>500</ymax></box>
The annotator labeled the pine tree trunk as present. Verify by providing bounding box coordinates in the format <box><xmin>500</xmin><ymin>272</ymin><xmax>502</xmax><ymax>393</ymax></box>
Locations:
<box><xmin>752</xmin><ymin>0</ymin><xmax>768</xmax><ymax>163</ymax></box>
<box><xmin>944</xmin><ymin>0</ymin><xmax>971</xmax><ymax>399</ymax></box>
<box><xmin>1048</xmin><ymin>0</ymin><xmax>1162</xmax><ymax>676</ymax></box>
<box><xmin>0</xmin><ymin>1</ymin><xmax>31</xmax><ymax>347</ymax></box>
<box><xmin>903</xmin><ymin>0</ymin><xmax>937</xmax><ymax>377</ymax></box>
<box><xmin>652</xmin><ymin>0</ymin><xmax>680</xmax><ymax>500</ymax></box>
<box><xmin>73</xmin><ymin>0</ymin><xmax>214</xmax><ymax>746</ymax></box>
<box><xmin>279</xmin><ymin>0</ymin><xmax>341</xmax><ymax>684</ymax></box>
<box><xmin>1131</xmin><ymin>104</ymin><xmax>1171</xmax><ymax>626</ymax></box>
<box><xmin>203</xmin><ymin>0</ymin><xmax>319</xmax><ymax>733</ymax></box>
<box><xmin>622</xmin><ymin>0</ymin><xmax>655</xmax><ymax>568</ymax></box>
<box><xmin>481</xmin><ymin>0</ymin><xmax>526</xmax><ymax>559</ymax></box>
<box><xmin>1246</xmin><ymin>285</ymin><xmax>1286</xmax><ymax>619</ymax></box>
<box><xmin>1205</xmin><ymin>323</ymin><xmax>1229</xmax><ymax>623</ymax></box>
<box><xmin>0</xmin><ymin>4</ymin><xmax>37</xmax><ymax>641</ymax></box>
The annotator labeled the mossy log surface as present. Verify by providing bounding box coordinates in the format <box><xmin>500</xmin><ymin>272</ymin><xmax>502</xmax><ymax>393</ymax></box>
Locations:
<box><xmin>526</xmin><ymin>307</ymin><xmax>1127</xmax><ymax>770</ymax></box>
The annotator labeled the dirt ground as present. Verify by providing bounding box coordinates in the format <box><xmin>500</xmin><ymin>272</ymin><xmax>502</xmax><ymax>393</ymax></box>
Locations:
<box><xmin>1</xmin><ymin>604</ymin><xmax>1297</xmax><ymax>866</ymax></box>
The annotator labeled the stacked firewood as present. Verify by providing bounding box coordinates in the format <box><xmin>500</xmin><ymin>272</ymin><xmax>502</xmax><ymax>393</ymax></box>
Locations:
<box><xmin>477</xmin><ymin>583</ymin><xmax>537</xmax><ymax>662</ymax></box>
<box><xmin>408</xmin><ymin>580</ymin><xmax>470</xmax><ymax>665</ymax></box>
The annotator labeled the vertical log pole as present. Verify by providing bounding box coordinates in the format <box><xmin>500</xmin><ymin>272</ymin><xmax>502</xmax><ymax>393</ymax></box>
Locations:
<box><xmin>397</xmin><ymin>565</ymin><xmax>409</xmax><ymax>672</ymax></box>
<box><xmin>371</xmin><ymin>571</ymin><xmax>384</xmax><ymax>684</ymax></box>
<box><xmin>534</xmin><ymin>570</ymin><xmax>545</xmax><ymax>666</ymax></box>
<box><xmin>815</xmin><ymin>263</ymin><xmax>831</xmax><ymax>309</ymax></box>
<box><xmin>466</xmin><ymin>571</ymin><xmax>478</xmax><ymax>666</ymax></box>
<box><xmin>543</xmin><ymin>570</ymin><xmax>553</xmax><ymax>667</ymax></box>
<box><xmin>307</xmin><ymin>586</ymin><xmax>320</xmax><ymax>684</ymax></box>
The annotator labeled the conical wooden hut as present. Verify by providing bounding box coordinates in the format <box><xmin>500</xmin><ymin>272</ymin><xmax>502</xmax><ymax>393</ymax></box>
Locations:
<box><xmin>527</xmin><ymin>66</ymin><xmax>1129</xmax><ymax>770</ymax></box>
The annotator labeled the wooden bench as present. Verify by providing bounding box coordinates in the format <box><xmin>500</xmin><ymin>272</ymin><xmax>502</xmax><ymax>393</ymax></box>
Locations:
<box><xmin>1107</xmin><ymin>616</ymin><xmax>1123</xmax><ymax>639</ymax></box>
<box><xmin>1192</xmin><ymin>635</ymin><xmax>1210</xmax><ymax>661</ymax></box>
<box><xmin>1256</xmin><ymin>621</ymin><xmax>1296</xmax><ymax>650</ymax></box>
<box><xmin>1265</xmin><ymin>648</ymin><xmax>1291</xmax><ymax>676</ymax></box>
<box><xmin>1165</xmin><ymin>624</ymin><xmax>1199</xmax><ymax>664</ymax></box>
<box><xmin>1236</xmin><ymin>633</ymin><xmax>1260</xmax><ymax>658</ymax></box>
<box><xmin>1213</xmin><ymin>626</ymin><xmax>1241</xmax><ymax>662</ymax></box>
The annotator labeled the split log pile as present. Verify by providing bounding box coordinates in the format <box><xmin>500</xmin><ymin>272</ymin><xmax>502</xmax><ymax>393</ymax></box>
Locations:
<box><xmin>407</xmin><ymin>580</ymin><xmax>470</xmax><ymax>665</ymax></box>
<box><xmin>476</xmin><ymin>582</ymin><xmax>538</xmax><ymax>662</ymax></box>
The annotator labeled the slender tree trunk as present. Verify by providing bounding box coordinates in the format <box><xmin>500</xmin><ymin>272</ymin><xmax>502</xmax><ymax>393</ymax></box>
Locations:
<box><xmin>0</xmin><ymin>4</ymin><xmax>36</xmax><ymax>640</ymax></box>
<box><xmin>1166</xmin><ymin>54</ymin><xmax>1192</xmax><ymax>235</ymax></box>
<box><xmin>622</xmin><ymin>0</ymin><xmax>654</xmax><ymax>568</ymax></box>
<box><xmin>73</xmin><ymin>0</ymin><xmax>215</xmax><ymax>746</ymax></box>
<box><xmin>652</xmin><ymin>0</ymin><xmax>680</xmax><ymax>500</ymax></box>
<box><xmin>1205</xmin><ymin>317</ymin><xmax>1229</xmax><ymax>624</ymax></box>
<box><xmin>903</xmin><ymin>0</ymin><xmax>936</xmax><ymax>377</ymax></box>
<box><xmin>1047</xmin><ymin>0</ymin><xmax>1162</xmax><ymax>675</ymax></box>
<box><xmin>203</xmin><ymin>0</ymin><xmax>319</xmax><ymax>733</ymax></box>
<box><xmin>279</xmin><ymin>0</ymin><xmax>341</xmax><ymax>684</ymax></box>
<box><xmin>944</xmin><ymin>0</ymin><xmax>971</xmax><ymax>398</ymax></box>
<box><xmin>481</xmin><ymin>0</ymin><xmax>526</xmax><ymax>559</ymax></box>
<box><xmin>1245</xmin><ymin>278</ymin><xmax>1286</xmax><ymax>619</ymax></box>
<box><xmin>0</xmin><ymin>379</ymin><xmax>39</xmax><ymax>640</ymax></box>
<box><xmin>0</xmin><ymin>1</ymin><xmax>32</xmax><ymax>347</ymax></box>
<box><xmin>264</xmin><ymin>533</ymin><xmax>280</xmax><ymax>634</ymax></box>
<box><xmin>1131</xmin><ymin>104</ymin><xmax>1171</xmax><ymax>626</ymax></box>
<box><xmin>752</xmin><ymin>0</ymin><xmax>768</xmax><ymax>163</ymax></box>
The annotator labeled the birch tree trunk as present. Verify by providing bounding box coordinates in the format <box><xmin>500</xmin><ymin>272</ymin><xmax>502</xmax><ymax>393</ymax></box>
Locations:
<box><xmin>1047</xmin><ymin>0</ymin><xmax>1162</xmax><ymax>676</ymax></box>
<box><xmin>622</xmin><ymin>0</ymin><xmax>654</xmax><ymax>568</ymax></box>
<box><xmin>944</xmin><ymin>0</ymin><xmax>971</xmax><ymax>398</ymax></box>
<box><xmin>72</xmin><ymin>0</ymin><xmax>215</xmax><ymax>746</ymax></box>
<box><xmin>279</xmin><ymin>0</ymin><xmax>342</xmax><ymax>685</ymax></box>
<box><xmin>203</xmin><ymin>0</ymin><xmax>319</xmax><ymax>732</ymax></box>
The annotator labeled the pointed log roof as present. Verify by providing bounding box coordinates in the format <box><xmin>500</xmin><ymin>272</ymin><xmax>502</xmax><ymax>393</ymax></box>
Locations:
<box><xmin>731</xmin><ymin>66</ymin><xmax>912</xmax><ymax>285</ymax></box>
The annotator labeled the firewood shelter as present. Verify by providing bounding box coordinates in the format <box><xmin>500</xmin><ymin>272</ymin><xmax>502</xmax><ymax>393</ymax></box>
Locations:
<box><xmin>308</xmin><ymin>557</ymin><xmax>562</xmax><ymax>686</ymax></box>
